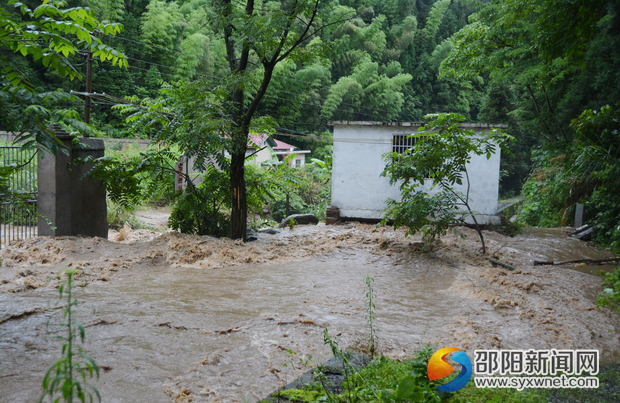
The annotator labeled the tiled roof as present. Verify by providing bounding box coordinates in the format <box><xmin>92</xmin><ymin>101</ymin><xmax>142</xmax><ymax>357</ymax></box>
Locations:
<box><xmin>248</xmin><ymin>133</ymin><xmax>296</xmax><ymax>150</ymax></box>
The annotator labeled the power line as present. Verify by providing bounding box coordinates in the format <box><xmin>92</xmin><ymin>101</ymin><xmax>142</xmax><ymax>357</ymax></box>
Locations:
<box><xmin>124</xmin><ymin>56</ymin><xmax>198</xmax><ymax>77</ymax></box>
<box><xmin>113</xmin><ymin>35</ymin><xmax>186</xmax><ymax>56</ymax></box>
<box><xmin>124</xmin><ymin>63</ymin><xmax>181</xmax><ymax>78</ymax></box>
<box><xmin>100</xmin><ymin>58</ymin><xmax>387</xmax><ymax>120</ymax></box>
<box><xmin>114</xmin><ymin>34</ymin><xmax>336</xmax><ymax>89</ymax></box>
<box><xmin>262</xmin><ymin>93</ymin><xmax>382</xmax><ymax>120</ymax></box>
<box><xmin>116</xmin><ymin>56</ymin><xmax>387</xmax><ymax>118</ymax></box>
<box><xmin>111</xmin><ymin>34</ymin><xmax>397</xmax><ymax>116</ymax></box>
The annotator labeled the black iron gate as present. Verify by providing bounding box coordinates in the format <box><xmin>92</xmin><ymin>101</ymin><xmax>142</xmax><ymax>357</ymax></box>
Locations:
<box><xmin>1</xmin><ymin>146</ymin><xmax>38</xmax><ymax>249</ymax></box>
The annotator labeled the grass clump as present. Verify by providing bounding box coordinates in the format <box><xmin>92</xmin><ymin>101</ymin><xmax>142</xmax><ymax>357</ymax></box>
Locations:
<box><xmin>450</xmin><ymin>381</ymin><xmax>546</xmax><ymax>403</ymax></box>
<box><xmin>275</xmin><ymin>388</ymin><xmax>321</xmax><ymax>403</ymax></box>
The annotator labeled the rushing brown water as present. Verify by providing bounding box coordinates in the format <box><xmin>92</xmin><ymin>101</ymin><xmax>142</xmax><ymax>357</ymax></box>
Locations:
<box><xmin>507</xmin><ymin>227</ymin><xmax>618</xmax><ymax>275</ymax></box>
<box><xmin>1</xmin><ymin>224</ymin><xmax>618</xmax><ymax>402</ymax></box>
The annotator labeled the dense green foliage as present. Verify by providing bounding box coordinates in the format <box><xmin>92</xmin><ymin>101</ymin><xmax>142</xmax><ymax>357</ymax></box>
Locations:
<box><xmin>2</xmin><ymin>0</ymin><xmax>479</xmax><ymax>151</ymax></box>
<box><xmin>0</xmin><ymin>0</ymin><xmax>126</xmax><ymax>152</ymax></box>
<box><xmin>441</xmin><ymin>0</ymin><xmax>620</xmax><ymax>247</ymax></box>
<box><xmin>517</xmin><ymin>104</ymin><xmax>620</xmax><ymax>248</ymax></box>
<box><xmin>598</xmin><ymin>266</ymin><xmax>620</xmax><ymax>314</ymax></box>
<box><xmin>2</xmin><ymin>0</ymin><xmax>619</xmax><ymax>245</ymax></box>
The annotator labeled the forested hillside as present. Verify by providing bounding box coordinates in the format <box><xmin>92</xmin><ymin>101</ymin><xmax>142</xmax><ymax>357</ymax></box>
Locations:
<box><xmin>2</xmin><ymin>1</ymin><xmax>480</xmax><ymax>133</ymax></box>
<box><xmin>2</xmin><ymin>0</ymin><xmax>619</xmax><ymax>246</ymax></box>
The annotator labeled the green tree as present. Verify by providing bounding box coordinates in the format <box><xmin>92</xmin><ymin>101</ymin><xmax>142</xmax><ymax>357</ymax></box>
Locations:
<box><xmin>0</xmin><ymin>0</ymin><xmax>126</xmax><ymax>151</ymax></box>
<box><xmin>381</xmin><ymin>113</ymin><xmax>513</xmax><ymax>254</ymax></box>
<box><xmin>440</xmin><ymin>0</ymin><xmax>620</xmax><ymax>217</ymax></box>
<box><xmin>570</xmin><ymin>103</ymin><xmax>620</xmax><ymax>248</ymax></box>
<box><xmin>211</xmin><ymin>0</ymin><xmax>347</xmax><ymax>240</ymax></box>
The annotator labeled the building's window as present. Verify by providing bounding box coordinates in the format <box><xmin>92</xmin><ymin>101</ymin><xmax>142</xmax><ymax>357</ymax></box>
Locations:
<box><xmin>392</xmin><ymin>134</ymin><xmax>425</xmax><ymax>154</ymax></box>
<box><xmin>295</xmin><ymin>159</ymin><xmax>301</xmax><ymax>167</ymax></box>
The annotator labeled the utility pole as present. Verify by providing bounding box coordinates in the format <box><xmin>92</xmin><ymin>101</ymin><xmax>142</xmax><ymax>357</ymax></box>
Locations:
<box><xmin>84</xmin><ymin>51</ymin><xmax>92</xmax><ymax>137</ymax></box>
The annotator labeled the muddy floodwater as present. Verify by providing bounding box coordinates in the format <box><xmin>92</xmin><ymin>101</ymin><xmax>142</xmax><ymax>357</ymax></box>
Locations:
<box><xmin>1</xmin><ymin>224</ymin><xmax>619</xmax><ymax>402</ymax></box>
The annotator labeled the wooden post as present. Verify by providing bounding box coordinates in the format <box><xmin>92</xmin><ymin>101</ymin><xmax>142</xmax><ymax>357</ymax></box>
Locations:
<box><xmin>285</xmin><ymin>193</ymin><xmax>290</xmax><ymax>218</ymax></box>
<box><xmin>574</xmin><ymin>203</ymin><xmax>584</xmax><ymax>228</ymax></box>
<box><xmin>84</xmin><ymin>51</ymin><xmax>92</xmax><ymax>136</ymax></box>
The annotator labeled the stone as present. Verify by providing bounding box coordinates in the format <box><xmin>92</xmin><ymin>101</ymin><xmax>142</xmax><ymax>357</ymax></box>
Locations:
<box><xmin>245</xmin><ymin>229</ymin><xmax>258</xmax><ymax>242</ymax></box>
<box><xmin>262</xmin><ymin>351</ymin><xmax>370</xmax><ymax>402</ymax></box>
<box><xmin>279</xmin><ymin>214</ymin><xmax>319</xmax><ymax>228</ymax></box>
<box><xmin>258</xmin><ymin>228</ymin><xmax>282</xmax><ymax>234</ymax></box>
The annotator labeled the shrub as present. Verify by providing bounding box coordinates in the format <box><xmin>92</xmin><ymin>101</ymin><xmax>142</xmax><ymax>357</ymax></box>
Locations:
<box><xmin>597</xmin><ymin>266</ymin><xmax>620</xmax><ymax>314</ymax></box>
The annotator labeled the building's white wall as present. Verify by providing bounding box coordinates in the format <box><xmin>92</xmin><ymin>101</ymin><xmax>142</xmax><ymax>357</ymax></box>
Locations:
<box><xmin>332</xmin><ymin>126</ymin><xmax>400</xmax><ymax>219</ymax></box>
<box><xmin>331</xmin><ymin>124</ymin><xmax>501</xmax><ymax>224</ymax></box>
<box><xmin>246</xmin><ymin>147</ymin><xmax>273</xmax><ymax>165</ymax></box>
<box><xmin>274</xmin><ymin>151</ymin><xmax>309</xmax><ymax>167</ymax></box>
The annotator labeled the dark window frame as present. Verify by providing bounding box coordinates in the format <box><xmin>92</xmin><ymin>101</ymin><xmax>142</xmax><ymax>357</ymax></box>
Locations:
<box><xmin>392</xmin><ymin>133</ymin><xmax>426</xmax><ymax>154</ymax></box>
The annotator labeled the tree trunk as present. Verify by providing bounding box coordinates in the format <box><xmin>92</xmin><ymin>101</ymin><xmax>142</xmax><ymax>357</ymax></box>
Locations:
<box><xmin>526</xmin><ymin>83</ymin><xmax>556</xmax><ymax>142</ymax></box>
<box><xmin>469</xmin><ymin>212</ymin><xmax>486</xmax><ymax>256</ymax></box>
<box><xmin>230</xmin><ymin>149</ymin><xmax>247</xmax><ymax>240</ymax></box>
<box><xmin>220</xmin><ymin>0</ymin><xmax>321</xmax><ymax>240</ymax></box>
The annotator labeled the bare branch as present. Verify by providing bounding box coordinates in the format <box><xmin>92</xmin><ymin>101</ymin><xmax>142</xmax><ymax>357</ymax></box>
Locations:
<box><xmin>264</xmin><ymin>0</ymin><xmax>299</xmax><ymax>66</ymax></box>
<box><xmin>276</xmin><ymin>8</ymin><xmax>356</xmax><ymax>64</ymax></box>
<box><xmin>238</xmin><ymin>0</ymin><xmax>255</xmax><ymax>72</ymax></box>
<box><xmin>222</xmin><ymin>0</ymin><xmax>238</xmax><ymax>71</ymax></box>
<box><xmin>275</xmin><ymin>0</ymin><xmax>318</xmax><ymax>64</ymax></box>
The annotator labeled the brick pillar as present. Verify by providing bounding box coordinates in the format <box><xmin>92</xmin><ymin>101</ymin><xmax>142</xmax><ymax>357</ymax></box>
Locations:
<box><xmin>326</xmin><ymin>206</ymin><xmax>340</xmax><ymax>225</ymax></box>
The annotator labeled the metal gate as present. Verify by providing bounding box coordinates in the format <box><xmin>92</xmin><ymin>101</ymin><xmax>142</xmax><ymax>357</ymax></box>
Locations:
<box><xmin>1</xmin><ymin>146</ymin><xmax>37</xmax><ymax>249</ymax></box>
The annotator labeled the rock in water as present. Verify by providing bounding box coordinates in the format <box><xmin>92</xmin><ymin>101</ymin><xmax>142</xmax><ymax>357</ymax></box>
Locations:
<box><xmin>245</xmin><ymin>229</ymin><xmax>258</xmax><ymax>242</ymax></box>
<box><xmin>279</xmin><ymin>214</ymin><xmax>319</xmax><ymax>228</ymax></box>
<box><xmin>258</xmin><ymin>228</ymin><xmax>282</xmax><ymax>234</ymax></box>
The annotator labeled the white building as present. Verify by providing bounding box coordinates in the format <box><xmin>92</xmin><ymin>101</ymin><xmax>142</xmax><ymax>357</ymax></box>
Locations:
<box><xmin>175</xmin><ymin>133</ymin><xmax>311</xmax><ymax>190</ymax></box>
<box><xmin>247</xmin><ymin>133</ymin><xmax>311</xmax><ymax>167</ymax></box>
<box><xmin>330</xmin><ymin>121</ymin><xmax>507</xmax><ymax>225</ymax></box>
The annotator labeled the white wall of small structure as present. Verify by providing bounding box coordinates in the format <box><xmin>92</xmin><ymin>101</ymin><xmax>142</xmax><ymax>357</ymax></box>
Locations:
<box><xmin>331</xmin><ymin>122</ymin><xmax>505</xmax><ymax>225</ymax></box>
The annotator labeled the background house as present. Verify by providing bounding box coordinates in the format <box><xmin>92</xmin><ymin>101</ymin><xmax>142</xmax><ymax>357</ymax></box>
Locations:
<box><xmin>247</xmin><ymin>133</ymin><xmax>310</xmax><ymax>167</ymax></box>
<box><xmin>330</xmin><ymin>121</ymin><xmax>507</xmax><ymax>225</ymax></box>
<box><xmin>175</xmin><ymin>133</ymin><xmax>311</xmax><ymax>190</ymax></box>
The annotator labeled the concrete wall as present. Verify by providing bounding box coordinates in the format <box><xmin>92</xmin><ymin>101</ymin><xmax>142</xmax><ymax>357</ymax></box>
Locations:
<box><xmin>246</xmin><ymin>147</ymin><xmax>273</xmax><ymax>165</ymax></box>
<box><xmin>1</xmin><ymin>132</ymin><xmax>151</xmax><ymax>150</ymax></box>
<box><xmin>38</xmin><ymin>135</ymin><xmax>108</xmax><ymax>237</ymax></box>
<box><xmin>331</xmin><ymin>123</ymin><xmax>503</xmax><ymax>224</ymax></box>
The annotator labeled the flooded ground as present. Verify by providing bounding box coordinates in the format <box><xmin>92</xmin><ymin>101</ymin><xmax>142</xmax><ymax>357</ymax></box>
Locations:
<box><xmin>1</xmin><ymin>224</ymin><xmax>619</xmax><ymax>402</ymax></box>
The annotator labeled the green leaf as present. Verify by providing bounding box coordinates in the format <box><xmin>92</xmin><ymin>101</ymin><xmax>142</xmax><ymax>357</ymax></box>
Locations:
<box><xmin>395</xmin><ymin>375</ymin><xmax>418</xmax><ymax>400</ymax></box>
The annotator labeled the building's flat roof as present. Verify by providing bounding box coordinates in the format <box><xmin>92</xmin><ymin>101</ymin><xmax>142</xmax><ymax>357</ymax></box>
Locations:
<box><xmin>273</xmin><ymin>150</ymin><xmax>311</xmax><ymax>154</ymax></box>
<box><xmin>329</xmin><ymin>121</ymin><xmax>508</xmax><ymax>128</ymax></box>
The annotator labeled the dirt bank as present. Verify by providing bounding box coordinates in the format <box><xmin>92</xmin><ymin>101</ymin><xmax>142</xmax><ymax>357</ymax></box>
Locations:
<box><xmin>0</xmin><ymin>224</ymin><xmax>618</xmax><ymax>402</ymax></box>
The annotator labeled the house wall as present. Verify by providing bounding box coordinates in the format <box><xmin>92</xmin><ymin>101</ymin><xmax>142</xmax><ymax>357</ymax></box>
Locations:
<box><xmin>275</xmin><ymin>151</ymin><xmax>309</xmax><ymax>167</ymax></box>
<box><xmin>331</xmin><ymin>123</ymin><xmax>502</xmax><ymax>225</ymax></box>
<box><xmin>293</xmin><ymin>153</ymin><xmax>306</xmax><ymax>167</ymax></box>
<box><xmin>246</xmin><ymin>147</ymin><xmax>273</xmax><ymax>165</ymax></box>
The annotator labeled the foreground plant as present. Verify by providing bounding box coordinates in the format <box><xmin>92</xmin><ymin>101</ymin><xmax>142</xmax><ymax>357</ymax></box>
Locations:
<box><xmin>312</xmin><ymin>330</ymin><xmax>444</xmax><ymax>402</ymax></box>
<box><xmin>41</xmin><ymin>268</ymin><xmax>100</xmax><ymax>403</ymax></box>
<box><xmin>365</xmin><ymin>275</ymin><xmax>378</xmax><ymax>359</ymax></box>
<box><xmin>597</xmin><ymin>266</ymin><xmax>620</xmax><ymax>314</ymax></box>
<box><xmin>381</xmin><ymin>113</ymin><xmax>513</xmax><ymax>255</ymax></box>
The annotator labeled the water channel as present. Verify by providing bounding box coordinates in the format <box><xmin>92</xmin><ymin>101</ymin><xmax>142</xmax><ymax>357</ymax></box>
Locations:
<box><xmin>1</xmin><ymin>225</ymin><xmax>618</xmax><ymax>402</ymax></box>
